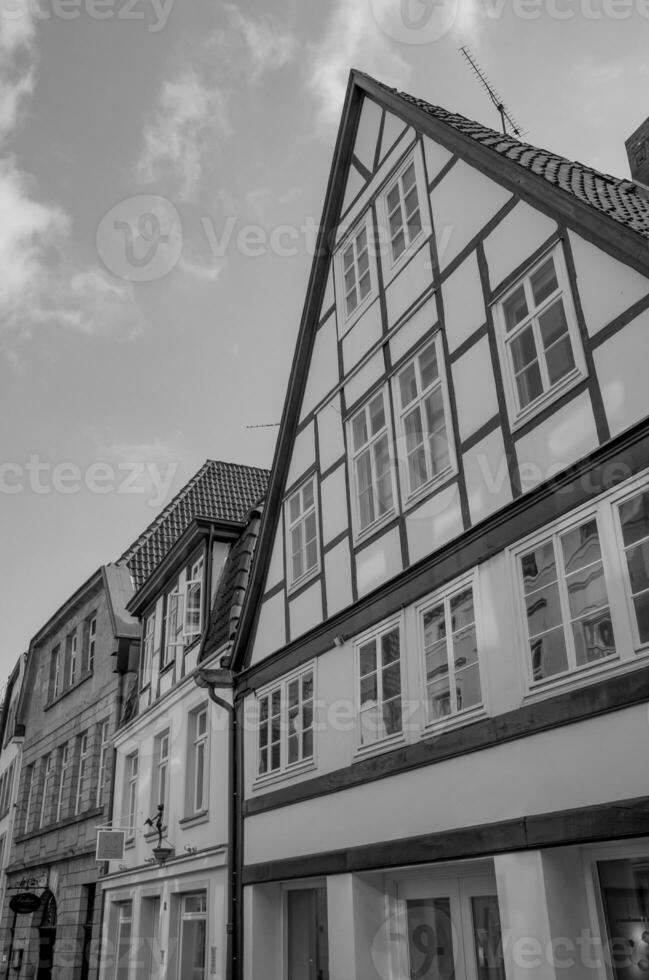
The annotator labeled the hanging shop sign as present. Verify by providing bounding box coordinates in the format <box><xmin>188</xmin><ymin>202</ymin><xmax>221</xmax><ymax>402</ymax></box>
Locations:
<box><xmin>9</xmin><ymin>893</ymin><xmax>41</xmax><ymax>914</ymax></box>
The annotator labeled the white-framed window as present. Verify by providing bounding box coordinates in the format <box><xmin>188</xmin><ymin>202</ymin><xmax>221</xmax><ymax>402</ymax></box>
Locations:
<box><xmin>39</xmin><ymin>754</ymin><xmax>54</xmax><ymax>828</ymax></box>
<box><xmin>616</xmin><ymin>486</ymin><xmax>649</xmax><ymax>648</ymax></box>
<box><xmin>68</xmin><ymin>630</ymin><xmax>78</xmax><ymax>686</ymax></box>
<box><xmin>84</xmin><ymin>614</ymin><xmax>96</xmax><ymax>673</ymax></box>
<box><xmin>184</xmin><ymin>555</ymin><xmax>204</xmax><ymax>641</ymax></box>
<box><xmin>164</xmin><ymin>586</ymin><xmax>184</xmax><ymax>667</ymax></box>
<box><xmin>419</xmin><ymin>578</ymin><xmax>482</xmax><ymax>725</ymax></box>
<box><xmin>75</xmin><ymin>732</ymin><xmax>90</xmax><ymax>815</ymax></box>
<box><xmin>0</xmin><ymin>762</ymin><xmax>14</xmax><ymax>818</ymax></box>
<box><xmin>154</xmin><ymin>730</ymin><xmax>170</xmax><ymax>814</ymax></box>
<box><xmin>23</xmin><ymin>764</ymin><xmax>35</xmax><ymax>832</ymax></box>
<box><xmin>495</xmin><ymin>246</ymin><xmax>585</xmax><ymax>422</ymax></box>
<box><xmin>393</xmin><ymin>336</ymin><xmax>454</xmax><ymax>499</ymax></box>
<box><xmin>348</xmin><ymin>388</ymin><xmax>396</xmax><ymax>537</ymax></box>
<box><xmin>126</xmin><ymin>752</ymin><xmax>138</xmax><ymax>835</ymax></box>
<box><xmin>114</xmin><ymin>901</ymin><xmax>133</xmax><ymax>980</ymax></box>
<box><xmin>96</xmin><ymin>721</ymin><xmax>110</xmax><ymax>808</ymax></box>
<box><xmin>188</xmin><ymin>706</ymin><xmax>208</xmax><ymax>814</ymax></box>
<box><xmin>335</xmin><ymin>213</ymin><xmax>376</xmax><ymax>327</ymax></box>
<box><xmin>141</xmin><ymin>611</ymin><xmax>156</xmax><ymax>687</ymax></box>
<box><xmin>515</xmin><ymin>513</ymin><xmax>616</xmax><ymax>685</ymax></box>
<box><xmin>380</xmin><ymin>151</ymin><xmax>427</xmax><ymax>269</ymax></box>
<box><xmin>257</xmin><ymin>666</ymin><xmax>314</xmax><ymax>778</ymax></box>
<box><xmin>50</xmin><ymin>645</ymin><xmax>61</xmax><ymax>701</ymax></box>
<box><xmin>56</xmin><ymin>743</ymin><xmax>69</xmax><ymax>822</ymax></box>
<box><xmin>286</xmin><ymin>476</ymin><xmax>320</xmax><ymax>588</ymax></box>
<box><xmin>356</xmin><ymin>620</ymin><xmax>402</xmax><ymax>749</ymax></box>
<box><xmin>179</xmin><ymin>892</ymin><xmax>207</xmax><ymax>980</ymax></box>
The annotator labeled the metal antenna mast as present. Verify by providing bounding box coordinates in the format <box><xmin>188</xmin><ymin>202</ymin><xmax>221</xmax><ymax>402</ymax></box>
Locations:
<box><xmin>460</xmin><ymin>47</ymin><xmax>524</xmax><ymax>138</ymax></box>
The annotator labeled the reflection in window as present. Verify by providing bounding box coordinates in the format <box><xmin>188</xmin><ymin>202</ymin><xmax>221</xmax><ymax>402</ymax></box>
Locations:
<box><xmin>422</xmin><ymin>586</ymin><xmax>481</xmax><ymax>723</ymax></box>
<box><xmin>599</xmin><ymin>859</ymin><xmax>649</xmax><ymax>979</ymax></box>
<box><xmin>358</xmin><ymin>625</ymin><xmax>402</xmax><ymax>746</ymax></box>
<box><xmin>618</xmin><ymin>489</ymin><xmax>649</xmax><ymax>645</ymax></box>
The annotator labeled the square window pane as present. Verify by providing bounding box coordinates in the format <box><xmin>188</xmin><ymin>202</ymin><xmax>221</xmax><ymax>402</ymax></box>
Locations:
<box><xmin>424</xmin><ymin>605</ymin><xmax>446</xmax><ymax>645</ymax></box>
<box><xmin>538</xmin><ymin>298</ymin><xmax>568</xmax><ymax>350</ymax></box>
<box><xmin>427</xmin><ymin>677</ymin><xmax>452</xmax><ymax>720</ymax></box>
<box><xmin>526</xmin><ymin>583</ymin><xmax>563</xmax><ymax>637</ymax></box>
<box><xmin>626</xmin><ymin>540</ymin><xmax>649</xmax><ymax>594</ymax></box>
<box><xmin>407</xmin><ymin>209</ymin><xmax>422</xmax><ymax>240</ymax></box>
<box><xmin>521</xmin><ymin>542</ymin><xmax>557</xmax><ymax>594</ymax></box>
<box><xmin>369</xmin><ymin>395</ymin><xmax>386</xmax><ymax>435</ymax></box>
<box><xmin>530</xmin><ymin>627</ymin><xmax>568</xmax><ymax>680</ymax></box>
<box><xmin>359</xmin><ymin>640</ymin><xmax>377</xmax><ymax>677</ymax></box>
<box><xmin>425</xmin><ymin>639</ymin><xmax>448</xmax><ymax>680</ymax></box>
<box><xmin>302</xmin><ymin>480</ymin><xmax>314</xmax><ymax>510</ymax></box>
<box><xmin>619</xmin><ymin>491</ymin><xmax>649</xmax><ymax>547</ymax></box>
<box><xmin>566</xmin><ymin>562</ymin><xmax>609</xmax><ymax>621</ymax></box>
<box><xmin>561</xmin><ymin>520</ymin><xmax>601</xmax><ymax>574</ymax></box>
<box><xmin>633</xmin><ymin>592</ymin><xmax>649</xmax><ymax>644</ymax></box>
<box><xmin>530</xmin><ymin>257</ymin><xmax>558</xmax><ymax>305</ymax></box>
<box><xmin>515</xmin><ymin>363</ymin><xmax>544</xmax><ymax>408</ymax></box>
<box><xmin>383</xmin><ymin>698</ymin><xmax>402</xmax><ymax>735</ymax></box>
<box><xmin>453</xmin><ymin>624</ymin><xmax>478</xmax><ymax>670</ymax></box>
<box><xmin>352</xmin><ymin>412</ymin><xmax>368</xmax><ymax>452</ymax></box>
<box><xmin>381</xmin><ymin>629</ymin><xmax>400</xmax><ymax>665</ymax></box>
<box><xmin>510</xmin><ymin>327</ymin><xmax>538</xmax><ymax>371</ymax></box>
<box><xmin>503</xmin><ymin>286</ymin><xmax>528</xmax><ymax>332</ymax></box>
<box><xmin>455</xmin><ymin>662</ymin><xmax>481</xmax><ymax>711</ymax></box>
<box><xmin>572</xmin><ymin>611</ymin><xmax>615</xmax><ymax>665</ymax></box>
<box><xmin>403</xmin><ymin>163</ymin><xmax>416</xmax><ymax>191</ymax></box>
<box><xmin>419</xmin><ymin>343</ymin><xmax>438</xmax><ymax>389</ymax></box>
<box><xmin>382</xmin><ymin>663</ymin><xmax>401</xmax><ymax>699</ymax></box>
<box><xmin>399</xmin><ymin>363</ymin><xmax>418</xmax><ymax>407</ymax></box>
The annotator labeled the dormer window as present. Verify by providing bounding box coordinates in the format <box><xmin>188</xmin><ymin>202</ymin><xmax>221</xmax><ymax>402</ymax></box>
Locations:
<box><xmin>334</xmin><ymin>213</ymin><xmax>377</xmax><ymax>333</ymax></box>
<box><xmin>161</xmin><ymin>552</ymin><xmax>205</xmax><ymax>669</ymax></box>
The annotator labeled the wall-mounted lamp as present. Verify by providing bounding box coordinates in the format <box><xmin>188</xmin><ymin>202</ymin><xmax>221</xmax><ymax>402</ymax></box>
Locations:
<box><xmin>333</xmin><ymin>634</ymin><xmax>346</xmax><ymax>648</ymax></box>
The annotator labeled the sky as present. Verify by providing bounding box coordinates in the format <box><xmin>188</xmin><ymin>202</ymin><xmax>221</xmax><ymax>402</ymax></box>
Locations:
<box><xmin>0</xmin><ymin>0</ymin><xmax>646</xmax><ymax>678</ymax></box>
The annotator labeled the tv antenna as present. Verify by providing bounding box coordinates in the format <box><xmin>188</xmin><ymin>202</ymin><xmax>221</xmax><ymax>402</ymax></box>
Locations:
<box><xmin>460</xmin><ymin>47</ymin><xmax>524</xmax><ymax>139</ymax></box>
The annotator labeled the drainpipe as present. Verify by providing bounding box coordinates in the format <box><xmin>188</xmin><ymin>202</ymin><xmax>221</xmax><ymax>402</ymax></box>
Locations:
<box><xmin>195</xmin><ymin>669</ymin><xmax>236</xmax><ymax>980</ymax></box>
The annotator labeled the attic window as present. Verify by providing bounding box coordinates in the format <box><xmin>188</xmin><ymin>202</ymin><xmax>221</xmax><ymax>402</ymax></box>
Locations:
<box><xmin>378</xmin><ymin>149</ymin><xmax>429</xmax><ymax>274</ymax></box>
<box><xmin>335</xmin><ymin>213</ymin><xmax>376</xmax><ymax>329</ymax></box>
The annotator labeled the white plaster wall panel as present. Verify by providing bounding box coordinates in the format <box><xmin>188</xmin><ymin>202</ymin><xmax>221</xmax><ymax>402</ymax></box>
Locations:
<box><xmin>355</xmin><ymin>526</ymin><xmax>403</xmax><ymax>597</ymax></box>
<box><xmin>341</xmin><ymin>164</ymin><xmax>365</xmax><ymax>215</ymax></box>
<box><xmin>321</xmin><ymin>264</ymin><xmax>335</xmax><ymax>315</ymax></box>
<box><xmin>385</xmin><ymin>245</ymin><xmax>433</xmax><ymax>328</ymax></box>
<box><xmin>248</xmin><ymin>592</ymin><xmax>286</xmax><ymax>665</ymax></box>
<box><xmin>342</xmin><ymin>299</ymin><xmax>382</xmax><ymax>374</ymax></box>
<box><xmin>353</xmin><ymin>97</ymin><xmax>383</xmax><ymax>172</ymax></box>
<box><xmin>569</xmin><ymin>230</ymin><xmax>649</xmax><ymax>337</ymax></box>
<box><xmin>244</xmin><ymin>703</ymin><xmax>648</xmax><ymax>862</ymax></box>
<box><xmin>388</xmin><ymin>295</ymin><xmax>438</xmax><ymax>364</ymax></box>
<box><xmin>405</xmin><ymin>482</ymin><xmax>464</xmax><ymax>565</ymax></box>
<box><xmin>289</xmin><ymin>580</ymin><xmax>323</xmax><ymax>641</ymax></box>
<box><xmin>430</xmin><ymin>161</ymin><xmax>511</xmax><ymax>270</ymax></box>
<box><xmin>463</xmin><ymin>427</ymin><xmax>512</xmax><ymax>526</ymax></box>
<box><xmin>423</xmin><ymin>136</ymin><xmax>453</xmax><ymax>183</ymax></box>
<box><xmin>286</xmin><ymin>420</ymin><xmax>316</xmax><ymax>489</ymax></box>
<box><xmin>299</xmin><ymin>314</ymin><xmax>339</xmax><ymax>421</ymax></box>
<box><xmin>317</xmin><ymin>394</ymin><xmax>345</xmax><ymax>473</ymax></box>
<box><xmin>343</xmin><ymin>350</ymin><xmax>384</xmax><ymax>408</ymax></box>
<box><xmin>483</xmin><ymin>202</ymin><xmax>556</xmax><ymax>291</ymax></box>
<box><xmin>324</xmin><ymin>538</ymin><xmax>354</xmax><ymax>618</ymax></box>
<box><xmin>452</xmin><ymin>335</ymin><xmax>499</xmax><ymax>441</ymax></box>
<box><xmin>515</xmin><ymin>389</ymin><xmax>598</xmax><ymax>493</ymax></box>
<box><xmin>321</xmin><ymin>464</ymin><xmax>349</xmax><ymax>545</ymax></box>
<box><xmin>336</xmin><ymin>128</ymin><xmax>416</xmax><ymax>245</ymax></box>
<box><xmin>441</xmin><ymin>251</ymin><xmax>486</xmax><ymax>353</ymax></box>
<box><xmin>379</xmin><ymin>111</ymin><xmax>408</xmax><ymax>163</ymax></box>
<box><xmin>593</xmin><ymin>307</ymin><xmax>649</xmax><ymax>437</ymax></box>
<box><xmin>264</xmin><ymin>523</ymin><xmax>285</xmax><ymax>592</ymax></box>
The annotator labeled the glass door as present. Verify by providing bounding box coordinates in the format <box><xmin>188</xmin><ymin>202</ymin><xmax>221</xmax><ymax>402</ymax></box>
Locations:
<box><xmin>286</xmin><ymin>886</ymin><xmax>329</xmax><ymax>980</ymax></box>
<box><xmin>395</xmin><ymin>872</ymin><xmax>505</xmax><ymax>980</ymax></box>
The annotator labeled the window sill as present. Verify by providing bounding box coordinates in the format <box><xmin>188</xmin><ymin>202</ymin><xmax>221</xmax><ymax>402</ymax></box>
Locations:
<box><xmin>159</xmin><ymin>660</ymin><xmax>175</xmax><ymax>676</ymax></box>
<box><xmin>508</xmin><ymin>367</ymin><xmax>585</xmax><ymax>433</ymax></box>
<box><xmin>353</xmin><ymin>731</ymin><xmax>405</xmax><ymax>762</ymax></box>
<box><xmin>381</xmin><ymin>231</ymin><xmax>429</xmax><ymax>287</ymax></box>
<box><xmin>338</xmin><ymin>291</ymin><xmax>379</xmax><ymax>339</ymax></box>
<box><xmin>352</xmin><ymin>510</ymin><xmax>398</xmax><ymax>550</ymax></box>
<box><xmin>521</xmin><ymin>652</ymin><xmax>647</xmax><ymax>704</ymax></box>
<box><xmin>287</xmin><ymin>566</ymin><xmax>321</xmax><ymax>598</ymax></box>
<box><xmin>401</xmin><ymin>466</ymin><xmax>457</xmax><ymax>514</ymax></box>
<box><xmin>179</xmin><ymin>810</ymin><xmax>209</xmax><ymax>828</ymax></box>
<box><xmin>253</xmin><ymin>759</ymin><xmax>316</xmax><ymax>791</ymax></box>
<box><xmin>421</xmin><ymin>705</ymin><xmax>486</xmax><ymax>738</ymax></box>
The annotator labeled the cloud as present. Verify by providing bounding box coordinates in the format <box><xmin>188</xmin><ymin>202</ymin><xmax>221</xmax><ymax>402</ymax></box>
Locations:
<box><xmin>93</xmin><ymin>436</ymin><xmax>182</xmax><ymax>507</ymax></box>
<box><xmin>136</xmin><ymin>70</ymin><xmax>231</xmax><ymax>203</ymax></box>
<box><xmin>244</xmin><ymin>185</ymin><xmax>302</xmax><ymax>223</ymax></box>
<box><xmin>177</xmin><ymin>238</ymin><xmax>223</xmax><ymax>283</ymax></box>
<box><xmin>225</xmin><ymin>6</ymin><xmax>297</xmax><ymax>77</ymax></box>
<box><xmin>308</xmin><ymin>0</ymin><xmax>411</xmax><ymax>132</ymax></box>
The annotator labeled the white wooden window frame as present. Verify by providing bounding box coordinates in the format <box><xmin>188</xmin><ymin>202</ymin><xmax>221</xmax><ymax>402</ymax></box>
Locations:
<box><xmin>68</xmin><ymin>630</ymin><xmax>78</xmax><ymax>686</ymax></box>
<box><xmin>126</xmin><ymin>751</ymin><xmax>138</xmax><ymax>836</ymax></box>
<box><xmin>415</xmin><ymin>571</ymin><xmax>485</xmax><ymax>732</ymax></box>
<box><xmin>493</xmin><ymin>245</ymin><xmax>586</xmax><ymax>428</ymax></box>
<box><xmin>354</xmin><ymin>615</ymin><xmax>405</xmax><ymax>755</ymax></box>
<box><xmin>87</xmin><ymin>615</ymin><xmax>96</xmax><ymax>672</ymax></box>
<box><xmin>153</xmin><ymin>729</ymin><xmax>170</xmax><ymax>815</ymax></box>
<box><xmin>377</xmin><ymin>146</ymin><xmax>429</xmax><ymax>279</ymax></box>
<box><xmin>334</xmin><ymin>211</ymin><xmax>377</xmax><ymax>334</ymax></box>
<box><xmin>163</xmin><ymin>585</ymin><xmax>184</xmax><ymax>667</ymax></box>
<box><xmin>141</xmin><ymin>610</ymin><xmax>156</xmax><ymax>688</ymax></box>
<box><xmin>347</xmin><ymin>386</ymin><xmax>398</xmax><ymax>541</ymax></box>
<box><xmin>392</xmin><ymin>333</ymin><xmax>457</xmax><ymax>504</ymax></box>
<box><xmin>612</xmin><ymin>477</ymin><xmax>649</xmax><ymax>655</ymax></box>
<box><xmin>188</xmin><ymin>706</ymin><xmax>209</xmax><ymax>815</ymax></box>
<box><xmin>56</xmin><ymin>743</ymin><xmax>69</xmax><ymax>823</ymax></box>
<box><xmin>184</xmin><ymin>555</ymin><xmax>204</xmax><ymax>642</ymax></box>
<box><xmin>255</xmin><ymin>664</ymin><xmax>316</xmax><ymax>784</ymax></box>
<box><xmin>96</xmin><ymin>722</ymin><xmax>110</xmax><ymax>808</ymax></box>
<box><xmin>285</xmin><ymin>475</ymin><xmax>321</xmax><ymax>591</ymax></box>
<box><xmin>39</xmin><ymin>754</ymin><xmax>54</xmax><ymax>828</ymax></box>
<box><xmin>51</xmin><ymin>646</ymin><xmax>61</xmax><ymax>701</ymax></box>
<box><xmin>75</xmin><ymin>732</ymin><xmax>90</xmax><ymax>816</ymax></box>
<box><xmin>23</xmin><ymin>764</ymin><xmax>35</xmax><ymax>832</ymax></box>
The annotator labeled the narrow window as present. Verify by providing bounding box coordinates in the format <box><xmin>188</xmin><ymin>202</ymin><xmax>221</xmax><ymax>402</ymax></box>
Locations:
<box><xmin>75</xmin><ymin>732</ymin><xmax>89</xmax><ymax>815</ymax></box>
<box><xmin>617</xmin><ymin>488</ymin><xmax>649</xmax><ymax>645</ymax></box>
<box><xmin>258</xmin><ymin>688</ymin><xmax>281</xmax><ymax>776</ymax></box>
<box><xmin>342</xmin><ymin>222</ymin><xmax>372</xmax><ymax>317</ymax></box>
<box><xmin>154</xmin><ymin>731</ymin><xmax>170</xmax><ymax>814</ymax></box>
<box><xmin>286</xmin><ymin>477</ymin><xmax>319</xmax><ymax>586</ymax></box>
<box><xmin>385</xmin><ymin>159</ymin><xmax>422</xmax><ymax>262</ymax></box>
<box><xmin>40</xmin><ymin>754</ymin><xmax>54</xmax><ymax>828</ymax></box>
<box><xmin>126</xmin><ymin>752</ymin><xmax>138</xmax><ymax>834</ymax></box>
<box><xmin>179</xmin><ymin>893</ymin><xmax>207</xmax><ymax>980</ymax></box>
<box><xmin>141</xmin><ymin>612</ymin><xmax>156</xmax><ymax>686</ymax></box>
<box><xmin>349</xmin><ymin>390</ymin><xmax>395</xmax><ymax>534</ymax></box>
<box><xmin>164</xmin><ymin>586</ymin><xmax>184</xmax><ymax>666</ymax></box>
<box><xmin>50</xmin><ymin>646</ymin><xmax>61</xmax><ymax>701</ymax></box>
<box><xmin>23</xmin><ymin>764</ymin><xmax>35</xmax><ymax>832</ymax></box>
<box><xmin>114</xmin><ymin>902</ymin><xmax>133</xmax><ymax>980</ymax></box>
<box><xmin>422</xmin><ymin>584</ymin><xmax>481</xmax><ymax>723</ymax></box>
<box><xmin>192</xmin><ymin>709</ymin><xmax>208</xmax><ymax>813</ymax></box>
<box><xmin>357</xmin><ymin>624</ymin><xmax>402</xmax><ymax>747</ymax></box>
<box><xmin>83</xmin><ymin>614</ymin><xmax>97</xmax><ymax>673</ymax></box>
<box><xmin>184</xmin><ymin>556</ymin><xmax>204</xmax><ymax>641</ymax></box>
<box><xmin>96</xmin><ymin>722</ymin><xmax>110</xmax><ymax>808</ymax></box>
<box><xmin>68</xmin><ymin>631</ymin><xmax>78</xmax><ymax>686</ymax></box>
<box><xmin>395</xmin><ymin>339</ymin><xmax>452</xmax><ymax>497</ymax></box>
<box><xmin>56</xmin><ymin>744</ymin><xmax>70</xmax><ymax>823</ymax></box>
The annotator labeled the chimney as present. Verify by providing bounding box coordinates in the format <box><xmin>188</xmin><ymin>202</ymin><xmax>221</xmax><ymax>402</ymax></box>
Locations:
<box><xmin>626</xmin><ymin>116</ymin><xmax>649</xmax><ymax>186</ymax></box>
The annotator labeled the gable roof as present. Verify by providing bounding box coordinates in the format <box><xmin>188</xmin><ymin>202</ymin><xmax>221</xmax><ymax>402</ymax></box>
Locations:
<box><xmin>119</xmin><ymin>460</ymin><xmax>269</xmax><ymax>591</ymax></box>
<box><xmin>230</xmin><ymin>69</ymin><xmax>649</xmax><ymax>671</ymax></box>
<box><xmin>364</xmin><ymin>73</ymin><xmax>649</xmax><ymax>242</ymax></box>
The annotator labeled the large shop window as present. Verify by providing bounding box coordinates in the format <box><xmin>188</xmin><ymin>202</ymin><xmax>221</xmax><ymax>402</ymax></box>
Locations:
<box><xmin>286</xmin><ymin>886</ymin><xmax>329</xmax><ymax>980</ymax></box>
<box><xmin>179</xmin><ymin>892</ymin><xmax>207</xmax><ymax>980</ymax></box>
<box><xmin>114</xmin><ymin>902</ymin><xmax>133</xmax><ymax>980</ymax></box>
<box><xmin>598</xmin><ymin>858</ymin><xmax>649</xmax><ymax>980</ymax></box>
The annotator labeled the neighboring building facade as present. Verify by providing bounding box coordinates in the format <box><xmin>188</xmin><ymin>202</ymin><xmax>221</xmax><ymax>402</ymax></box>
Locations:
<box><xmin>98</xmin><ymin>461</ymin><xmax>268</xmax><ymax>980</ymax></box>
<box><xmin>0</xmin><ymin>652</ymin><xmax>27</xmax><ymax>969</ymax></box>
<box><xmin>1</xmin><ymin>564</ymin><xmax>140</xmax><ymax>980</ymax></box>
<box><xmin>232</xmin><ymin>73</ymin><xmax>649</xmax><ymax>980</ymax></box>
